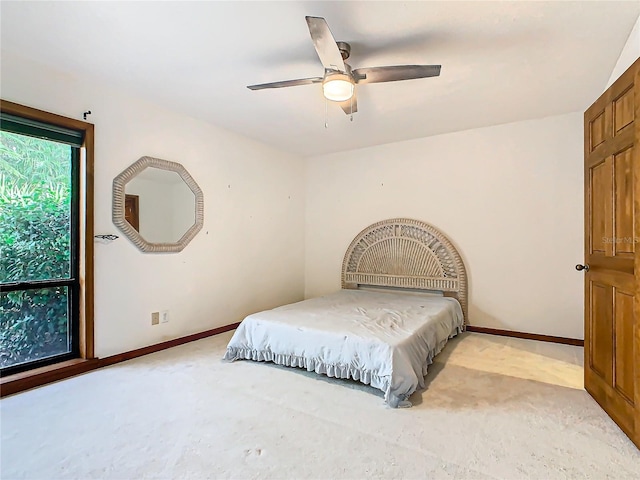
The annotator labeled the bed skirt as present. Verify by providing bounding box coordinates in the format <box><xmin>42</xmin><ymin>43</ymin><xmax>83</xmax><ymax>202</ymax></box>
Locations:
<box><xmin>223</xmin><ymin>326</ymin><xmax>463</xmax><ymax>408</ymax></box>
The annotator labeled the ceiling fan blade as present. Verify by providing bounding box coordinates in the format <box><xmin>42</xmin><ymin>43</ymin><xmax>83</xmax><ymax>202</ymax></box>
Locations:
<box><xmin>354</xmin><ymin>65</ymin><xmax>441</xmax><ymax>84</ymax></box>
<box><xmin>305</xmin><ymin>16</ymin><xmax>346</xmax><ymax>72</ymax></box>
<box><xmin>247</xmin><ymin>77</ymin><xmax>323</xmax><ymax>90</ymax></box>
<box><xmin>338</xmin><ymin>91</ymin><xmax>357</xmax><ymax>115</ymax></box>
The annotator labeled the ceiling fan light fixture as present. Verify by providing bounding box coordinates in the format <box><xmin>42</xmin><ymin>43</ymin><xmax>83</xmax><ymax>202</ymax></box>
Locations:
<box><xmin>322</xmin><ymin>73</ymin><xmax>354</xmax><ymax>102</ymax></box>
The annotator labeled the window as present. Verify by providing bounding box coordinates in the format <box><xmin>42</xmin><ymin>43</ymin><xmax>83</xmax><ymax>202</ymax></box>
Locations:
<box><xmin>0</xmin><ymin>101</ymin><xmax>93</xmax><ymax>377</ymax></box>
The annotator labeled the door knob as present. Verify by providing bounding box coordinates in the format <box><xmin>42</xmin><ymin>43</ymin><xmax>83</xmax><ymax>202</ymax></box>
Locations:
<box><xmin>575</xmin><ymin>264</ymin><xmax>590</xmax><ymax>272</ymax></box>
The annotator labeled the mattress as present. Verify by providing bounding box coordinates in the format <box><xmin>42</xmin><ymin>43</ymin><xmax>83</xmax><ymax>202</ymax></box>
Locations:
<box><xmin>223</xmin><ymin>289</ymin><xmax>464</xmax><ymax>407</ymax></box>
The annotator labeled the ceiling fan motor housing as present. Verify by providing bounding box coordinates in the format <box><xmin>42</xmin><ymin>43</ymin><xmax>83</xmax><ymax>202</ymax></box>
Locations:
<box><xmin>336</xmin><ymin>41</ymin><xmax>351</xmax><ymax>60</ymax></box>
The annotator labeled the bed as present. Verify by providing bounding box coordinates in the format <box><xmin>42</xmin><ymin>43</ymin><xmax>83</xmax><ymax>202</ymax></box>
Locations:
<box><xmin>223</xmin><ymin>218</ymin><xmax>468</xmax><ymax>407</ymax></box>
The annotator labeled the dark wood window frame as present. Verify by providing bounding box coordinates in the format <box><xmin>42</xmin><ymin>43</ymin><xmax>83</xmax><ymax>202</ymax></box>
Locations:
<box><xmin>0</xmin><ymin>100</ymin><xmax>95</xmax><ymax>393</ymax></box>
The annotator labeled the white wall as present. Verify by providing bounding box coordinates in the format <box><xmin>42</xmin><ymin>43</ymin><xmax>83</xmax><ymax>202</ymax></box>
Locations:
<box><xmin>606</xmin><ymin>14</ymin><xmax>640</xmax><ymax>89</ymax></box>
<box><xmin>1</xmin><ymin>51</ymin><xmax>305</xmax><ymax>358</ymax></box>
<box><xmin>305</xmin><ymin>112</ymin><xmax>584</xmax><ymax>339</ymax></box>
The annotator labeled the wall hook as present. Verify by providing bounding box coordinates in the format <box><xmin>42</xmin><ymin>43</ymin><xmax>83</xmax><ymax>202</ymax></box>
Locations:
<box><xmin>83</xmin><ymin>110</ymin><xmax>92</xmax><ymax>120</ymax></box>
<box><xmin>95</xmin><ymin>234</ymin><xmax>119</xmax><ymax>241</ymax></box>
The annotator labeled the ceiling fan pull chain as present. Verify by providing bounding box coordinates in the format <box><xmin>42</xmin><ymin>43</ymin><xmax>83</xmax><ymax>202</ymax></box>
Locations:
<box><xmin>325</xmin><ymin>97</ymin><xmax>329</xmax><ymax>129</ymax></box>
<box><xmin>350</xmin><ymin>96</ymin><xmax>354</xmax><ymax>122</ymax></box>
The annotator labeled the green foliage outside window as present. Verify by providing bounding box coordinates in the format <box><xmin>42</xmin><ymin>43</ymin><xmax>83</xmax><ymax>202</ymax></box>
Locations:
<box><xmin>1</xmin><ymin>131</ymin><xmax>72</xmax><ymax>368</ymax></box>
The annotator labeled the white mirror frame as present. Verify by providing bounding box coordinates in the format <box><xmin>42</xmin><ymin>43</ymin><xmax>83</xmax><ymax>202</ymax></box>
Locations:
<box><xmin>112</xmin><ymin>156</ymin><xmax>204</xmax><ymax>253</ymax></box>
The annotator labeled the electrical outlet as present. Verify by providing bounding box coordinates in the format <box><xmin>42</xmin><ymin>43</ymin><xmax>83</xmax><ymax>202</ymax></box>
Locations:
<box><xmin>151</xmin><ymin>312</ymin><xmax>160</xmax><ymax>325</ymax></box>
<box><xmin>160</xmin><ymin>310</ymin><xmax>169</xmax><ymax>324</ymax></box>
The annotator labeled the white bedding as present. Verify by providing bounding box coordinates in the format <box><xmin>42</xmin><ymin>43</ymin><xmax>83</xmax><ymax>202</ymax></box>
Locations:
<box><xmin>223</xmin><ymin>289</ymin><xmax>464</xmax><ymax>407</ymax></box>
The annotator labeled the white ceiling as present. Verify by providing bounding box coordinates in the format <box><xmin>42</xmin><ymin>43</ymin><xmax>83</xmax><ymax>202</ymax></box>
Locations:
<box><xmin>2</xmin><ymin>1</ymin><xmax>639</xmax><ymax>156</ymax></box>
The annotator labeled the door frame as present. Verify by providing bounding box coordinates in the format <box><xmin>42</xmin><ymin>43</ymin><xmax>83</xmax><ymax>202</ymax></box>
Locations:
<box><xmin>125</xmin><ymin>194</ymin><xmax>140</xmax><ymax>232</ymax></box>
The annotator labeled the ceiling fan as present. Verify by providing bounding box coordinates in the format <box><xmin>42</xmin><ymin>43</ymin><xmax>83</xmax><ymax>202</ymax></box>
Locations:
<box><xmin>247</xmin><ymin>16</ymin><xmax>441</xmax><ymax>115</ymax></box>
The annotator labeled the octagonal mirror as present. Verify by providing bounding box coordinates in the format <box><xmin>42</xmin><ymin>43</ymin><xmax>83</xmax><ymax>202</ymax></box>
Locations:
<box><xmin>113</xmin><ymin>156</ymin><xmax>203</xmax><ymax>253</ymax></box>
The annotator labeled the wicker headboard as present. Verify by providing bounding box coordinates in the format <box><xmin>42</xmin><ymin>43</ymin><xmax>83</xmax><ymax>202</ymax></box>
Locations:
<box><xmin>341</xmin><ymin>218</ymin><xmax>468</xmax><ymax>322</ymax></box>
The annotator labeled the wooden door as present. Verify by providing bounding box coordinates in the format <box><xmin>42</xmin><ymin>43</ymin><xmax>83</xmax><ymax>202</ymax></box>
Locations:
<box><xmin>124</xmin><ymin>194</ymin><xmax>139</xmax><ymax>232</ymax></box>
<box><xmin>584</xmin><ymin>58</ymin><xmax>640</xmax><ymax>449</ymax></box>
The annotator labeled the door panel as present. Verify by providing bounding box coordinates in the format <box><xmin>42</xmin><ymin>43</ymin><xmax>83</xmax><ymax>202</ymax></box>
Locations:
<box><xmin>614</xmin><ymin>147</ymin><xmax>634</xmax><ymax>256</ymax></box>
<box><xmin>615</xmin><ymin>288</ymin><xmax>635</xmax><ymax>403</ymax></box>
<box><xmin>584</xmin><ymin>58</ymin><xmax>639</xmax><ymax>449</ymax></box>
<box><xmin>589</xmin><ymin>280</ymin><xmax>613</xmax><ymax>382</ymax></box>
<box><xmin>590</xmin><ymin>110</ymin><xmax>607</xmax><ymax>150</ymax></box>
<box><xmin>590</xmin><ymin>159</ymin><xmax>612</xmax><ymax>255</ymax></box>
<box><xmin>614</xmin><ymin>87</ymin><xmax>634</xmax><ymax>133</ymax></box>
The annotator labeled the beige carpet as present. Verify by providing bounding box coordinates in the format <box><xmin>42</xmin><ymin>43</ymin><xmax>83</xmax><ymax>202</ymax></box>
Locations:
<box><xmin>1</xmin><ymin>331</ymin><xmax>638</xmax><ymax>480</ymax></box>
